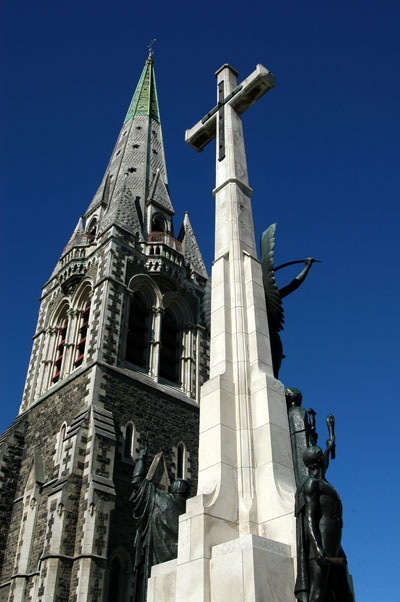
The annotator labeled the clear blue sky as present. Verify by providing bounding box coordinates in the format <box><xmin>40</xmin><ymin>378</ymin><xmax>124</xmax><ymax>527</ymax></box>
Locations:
<box><xmin>1</xmin><ymin>1</ymin><xmax>399</xmax><ymax>599</ymax></box>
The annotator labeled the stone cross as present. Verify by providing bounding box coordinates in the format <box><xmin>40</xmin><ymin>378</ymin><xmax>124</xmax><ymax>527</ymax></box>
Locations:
<box><xmin>153</xmin><ymin>64</ymin><xmax>297</xmax><ymax>602</ymax></box>
<box><xmin>186</xmin><ymin>65</ymin><xmax>281</xmax><ymax>535</ymax></box>
<box><xmin>186</xmin><ymin>63</ymin><xmax>275</xmax><ymax>192</ymax></box>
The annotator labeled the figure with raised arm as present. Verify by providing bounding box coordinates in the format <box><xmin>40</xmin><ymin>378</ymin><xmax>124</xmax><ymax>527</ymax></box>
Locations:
<box><xmin>260</xmin><ymin>223</ymin><xmax>319</xmax><ymax>378</ymax></box>
<box><xmin>295</xmin><ymin>415</ymin><xmax>354</xmax><ymax>602</ymax></box>
<box><xmin>130</xmin><ymin>447</ymin><xmax>190</xmax><ymax>602</ymax></box>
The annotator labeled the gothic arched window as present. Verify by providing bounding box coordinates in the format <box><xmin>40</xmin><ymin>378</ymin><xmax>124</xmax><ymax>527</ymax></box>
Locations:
<box><xmin>87</xmin><ymin>218</ymin><xmax>97</xmax><ymax>242</ymax></box>
<box><xmin>124</xmin><ymin>423</ymin><xmax>133</xmax><ymax>458</ymax></box>
<box><xmin>108</xmin><ymin>556</ymin><xmax>121</xmax><ymax>602</ymax></box>
<box><xmin>176</xmin><ymin>442</ymin><xmax>186</xmax><ymax>479</ymax></box>
<box><xmin>107</xmin><ymin>548</ymin><xmax>132</xmax><ymax>602</ymax></box>
<box><xmin>125</xmin><ymin>292</ymin><xmax>151</xmax><ymax>369</ymax></box>
<box><xmin>56</xmin><ymin>423</ymin><xmax>67</xmax><ymax>464</ymax></box>
<box><xmin>159</xmin><ymin>308</ymin><xmax>181</xmax><ymax>384</ymax></box>
<box><xmin>151</xmin><ymin>214</ymin><xmax>165</xmax><ymax>233</ymax></box>
<box><xmin>74</xmin><ymin>302</ymin><xmax>91</xmax><ymax>368</ymax></box>
<box><xmin>52</xmin><ymin>312</ymin><xmax>69</xmax><ymax>384</ymax></box>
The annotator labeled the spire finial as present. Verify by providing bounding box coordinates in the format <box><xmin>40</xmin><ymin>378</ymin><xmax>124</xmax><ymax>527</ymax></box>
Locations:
<box><xmin>148</xmin><ymin>38</ymin><xmax>157</xmax><ymax>57</ymax></box>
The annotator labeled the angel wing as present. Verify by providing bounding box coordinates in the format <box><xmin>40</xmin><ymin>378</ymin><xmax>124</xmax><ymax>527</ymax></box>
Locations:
<box><xmin>260</xmin><ymin>223</ymin><xmax>284</xmax><ymax>333</ymax></box>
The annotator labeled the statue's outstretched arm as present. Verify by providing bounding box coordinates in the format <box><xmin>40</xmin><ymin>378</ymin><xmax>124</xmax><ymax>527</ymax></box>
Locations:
<box><xmin>132</xmin><ymin>446</ymin><xmax>148</xmax><ymax>487</ymax></box>
<box><xmin>279</xmin><ymin>258</ymin><xmax>315</xmax><ymax>299</ymax></box>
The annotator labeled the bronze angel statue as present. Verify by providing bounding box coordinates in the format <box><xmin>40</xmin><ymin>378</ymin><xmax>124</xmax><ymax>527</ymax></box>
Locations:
<box><xmin>260</xmin><ymin>224</ymin><xmax>319</xmax><ymax>378</ymax></box>
<box><xmin>201</xmin><ymin>223</ymin><xmax>318</xmax><ymax>378</ymax></box>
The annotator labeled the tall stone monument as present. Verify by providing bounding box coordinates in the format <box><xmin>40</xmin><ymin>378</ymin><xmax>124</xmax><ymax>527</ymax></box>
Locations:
<box><xmin>148</xmin><ymin>64</ymin><xmax>297</xmax><ymax>602</ymax></box>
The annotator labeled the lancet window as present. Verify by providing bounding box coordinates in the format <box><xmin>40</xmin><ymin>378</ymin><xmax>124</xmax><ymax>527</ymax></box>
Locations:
<box><xmin>125</xmin><ymin>292</ymin><xmax>151</xmax><ymax>369</ymax></box>
<box><xmin>107</xmin><ymin>548</ymin><xmax>132</xmax><ymax>602</ymax></box>
<box><xmin>159</xmin><ymin>308</ymin><xmax>181</xmax><ymax>384</ymax></box>
<box><xmin>123</xmin><ymin>422</ymin><xmax>138</xmax><ymax>461</ymax></box>
<box><xmin>74</xmin><ymin>303</ymin><xmax>91</xmax><ymax>368</ymax></box>
<box><xmin>87</xmin><ymin>218</ymin><xmax>97</xmax><ymax>242</ymax></box>
<box><xmin>151</xmin><ymin>214</ymin><xmax>166</xmax><ymax>233</ymax></box>
<box><xmin>35</xmin><ymin>282</ymin><xmax>93</xmax><ymax>397</ymax></box>
<box><xmin>55</xmin><ymin>423</ymin><xmax>67</xmax><ymax>465</ymax></box>
<box><xmin>123</xmin><ymin>276</ymin><xmax>198</xmax><ymax>398</ymax></box>
<box><xmin>52</xmin><ymin>314</ymin><xmax>69</xmax><ymax>384</ymax></box>
<box><xmin>176</xmin><ymin>442</ymin><xmax>186</xmax><ymax>479</ymax></box>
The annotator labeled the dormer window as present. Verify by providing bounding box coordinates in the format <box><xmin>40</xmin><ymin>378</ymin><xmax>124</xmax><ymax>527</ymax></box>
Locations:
<box><xmin>87</xmin><ymin>218</ymin><xmax>97</xmax><ymax>242</ymax></box>
<box><xmin>151</xmin><ymin>214</ymin><xmax>166</xmax><ymax>233</ymax></box>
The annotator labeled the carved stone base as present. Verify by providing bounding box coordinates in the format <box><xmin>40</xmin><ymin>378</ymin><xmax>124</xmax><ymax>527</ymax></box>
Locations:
<box><xmin>147</xmin><ymin>535</ymin><xmax>294</xmax><ymax>602</ymax></box>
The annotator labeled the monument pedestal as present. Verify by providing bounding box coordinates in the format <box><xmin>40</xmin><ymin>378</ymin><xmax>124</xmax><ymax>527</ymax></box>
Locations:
<box><xmin>211</xmin><ymin>536</ymin><xmax>293</xmax><ymax>602</ymax></box>
<box><xmin>148</xmin><ymin>533</ymin><xmax>294</xmax><ymax>602</ymax></box>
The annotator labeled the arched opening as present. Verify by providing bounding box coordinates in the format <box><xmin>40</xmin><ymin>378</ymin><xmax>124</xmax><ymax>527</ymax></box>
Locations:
<box><xmin>125</xmin><ymin>292</ymin><xmax>151</xmax><ymax>369</ymax></box>
<box><xmin>56</xmin><ymin>423</ymin><xmax>67</xmax><ymax>464</ymax></box>
<box><xmin>52</xmin><ymin>310</ymin><xmax>69</xmax><ymax>384</ymax></box>
<box><xmin>87</xmin><ymin>218</ymin><xmax>97</xmax><ymax>242</ymax></box>
<box><xmin>124</xmin><ymin>423</ymin><xmax>134</xmax><ymax>458</ymax></box>
<box><xmin>151</xmin><ymin>214</ymin><xmax>165</xmax><ymax>233</ymax></box>
<box><xmin>159</xmin><ymin>308</ymin><xmax>181</xmax><ymax>384</ymax></box>
<box><xmin>107</xmin><ymin>548</ymin><xmax>133</xmax><ymax>602</ymax></box>
<box><xmin>74</xmin><ymin>301</ymin><xmax>91</xmax><ymax>368</ymax></box>
<box><xmin>108</xmin><ymin>556</ymin><xmax>121</xmax><ymax>601</ymax></box>
<box><xmin>177</xmin><ymin>442</ymin><xmax>186</xmax><ymax>479</ymax></box>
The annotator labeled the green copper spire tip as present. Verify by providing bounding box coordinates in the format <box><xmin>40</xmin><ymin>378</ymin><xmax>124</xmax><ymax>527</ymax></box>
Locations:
<box><xmin>124</xmin><ymin>50</ymin><xmax>160</xmax><ymax>125</ymax></box>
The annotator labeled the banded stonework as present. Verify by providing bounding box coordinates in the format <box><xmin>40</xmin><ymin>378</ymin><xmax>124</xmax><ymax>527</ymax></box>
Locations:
<box><xmin>0</xmin><ymin>53</ymin><xmax>208</xmax><ymax>602</ymax></box>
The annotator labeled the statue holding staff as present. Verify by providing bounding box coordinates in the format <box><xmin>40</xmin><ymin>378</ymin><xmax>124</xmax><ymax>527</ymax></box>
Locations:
<box><xmin>289</xmin><ymin>401</ymin><xmax>354</xmax><ymax>602</ymax></box>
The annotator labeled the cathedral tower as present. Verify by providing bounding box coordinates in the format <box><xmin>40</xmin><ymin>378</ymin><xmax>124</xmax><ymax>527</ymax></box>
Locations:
<box><xmin>0</xmin><ymin>52</ymin><xmax>208</xmax><ymax>602</ymax></box>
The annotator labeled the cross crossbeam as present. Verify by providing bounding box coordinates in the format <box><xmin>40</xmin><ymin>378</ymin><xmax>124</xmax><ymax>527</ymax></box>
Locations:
<box><xmin>185</xmin><ymin>63</ymin><xmax>275</xmax><ymax>155</ymax></box>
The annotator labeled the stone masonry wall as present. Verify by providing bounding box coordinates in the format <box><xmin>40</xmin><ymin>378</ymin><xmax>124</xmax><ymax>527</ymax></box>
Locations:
<box><xmin>100</xmin><ymin>368</ymin><xmax>200</xmax><ymax>566</ymax></box>
<box><xmin>0</xmin><ymin>372</ymin><xmax>91</xmax><ymax>594</ymax></box>
<box><xmin>0</xmin><ymin>420</ymin><xmax>27</xmax><ymax>574</ymax></box>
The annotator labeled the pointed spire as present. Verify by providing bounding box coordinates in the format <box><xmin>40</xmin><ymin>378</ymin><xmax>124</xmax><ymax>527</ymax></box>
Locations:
<box><xmin>123</xmin><ymin>54</ymin><xmax>160</xmax><ymax>125</ymax></box>
<box><xmin>178</xmin><ymin>212</ymin><xmax>208</xmax><ymax>278</ymax></box>
<box><xmin>84</xmin><ymin>53</ymin><xmax>174</xmax><ymax>238</ymax></box>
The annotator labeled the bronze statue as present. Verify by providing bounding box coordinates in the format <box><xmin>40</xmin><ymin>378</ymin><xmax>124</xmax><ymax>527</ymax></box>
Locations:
<box><xmin>287</xmin><ymin>391</ymin><xmax>354</xmax><ymax>602</ymax></box>
<box><xmin>260</xmin><ymin>224</ymin><xmax>318</xmax><ymax>378</ymax></box>
<box><xmin>286</xmin><ymin>387</ymin><xmax>318</xmax><ymax>489</ymax></box>
<box><xmin>130</xmin><ymin>447</ymin><xmax>190</xmax><ymax>602</ymax></box>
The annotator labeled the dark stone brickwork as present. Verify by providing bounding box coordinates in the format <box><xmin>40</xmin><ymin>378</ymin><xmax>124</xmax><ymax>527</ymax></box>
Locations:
<box><xmin>1</xmin><ymin>217</ymin><xmax>207</xmax><ymax>601</ymax></box>
<box><xmin>0</xmin><ymin>373</ymin><xmax>90</xmax><ymax>583</ymax></box>
<box><xmin>101</xmin><ymin>368</ymin><xmax>200</xmax><ymax>563</ymax></box>
<box><xmin>0</xmin><ymin>420</ymin><xmax>27</xmax><ymax>573</ymax></box>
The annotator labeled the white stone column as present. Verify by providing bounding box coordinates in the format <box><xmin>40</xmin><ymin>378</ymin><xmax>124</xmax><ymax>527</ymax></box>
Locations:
<box><xmin>150</xmin><ymin>63</ymin><xmax>296</xmax><ymax>602</ymax></box>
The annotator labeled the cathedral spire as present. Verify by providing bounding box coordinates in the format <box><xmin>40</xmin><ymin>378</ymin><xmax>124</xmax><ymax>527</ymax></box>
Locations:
<box><xmin>123</xmin><ymin>53</ymin><xmax>160</xmax><ymax>125</ymax></box>
<box><xmin>84</xmin><ymin>52</ymin><xmax>174</xmax><ymax>238</ymax></box>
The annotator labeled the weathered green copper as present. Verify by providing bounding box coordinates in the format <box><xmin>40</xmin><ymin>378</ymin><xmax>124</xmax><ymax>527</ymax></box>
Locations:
<box><xmin>124</xmin><ymin>55</ymin><xmax>160</xmax><ymax>124</ymax></box>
